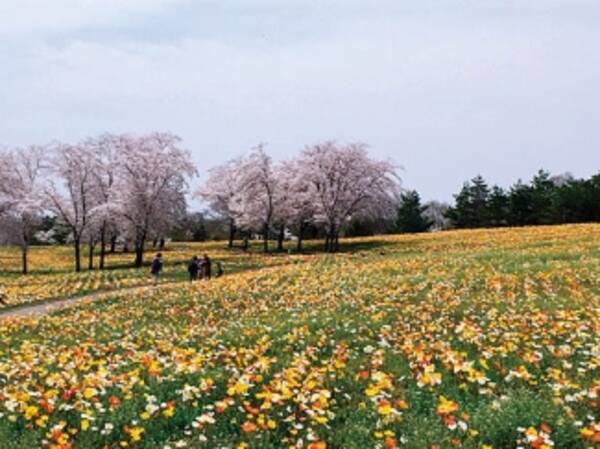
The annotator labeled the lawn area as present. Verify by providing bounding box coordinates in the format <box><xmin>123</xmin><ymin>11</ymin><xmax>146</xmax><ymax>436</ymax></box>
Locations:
<box><xmin>0</xmin><ymin>224</ymin><xmax>598</xmax><ymax>449</ymax></box>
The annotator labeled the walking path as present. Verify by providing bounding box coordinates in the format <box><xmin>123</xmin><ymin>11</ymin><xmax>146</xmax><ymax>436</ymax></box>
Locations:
<box><xmin>0</xmin><ymin>259</ymin><xmax>302</xmax><ymax>320</ymax></box>
<box><xmin>0</xmin><ymin>280</ymin><xmax>183</xmax><ymax>320</ymax></box>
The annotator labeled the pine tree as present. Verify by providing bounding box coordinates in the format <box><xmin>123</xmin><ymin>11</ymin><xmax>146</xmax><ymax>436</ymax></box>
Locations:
<box><xmin>508</xmin><ymin>181</ymin><xmax>534</xmax><ymax>226</ymax></box>
<box><xmin>396</xmin><ymin>190</ymin><xmax>432</xmax><ymax>233</ymax></box>
<box><xmin>446</xmin><ymin>175</ymin><xmax>490</xmax><ymax>228</ymax></box>
<box><xmin>529</xmin><ymin>169</ymin><xmax>557</xmax><ymax>224</ymax></box>
<box><xmin>487</xmin><ymin>186</ymin><xmax>509</xmax><ymax>226</ymax></box>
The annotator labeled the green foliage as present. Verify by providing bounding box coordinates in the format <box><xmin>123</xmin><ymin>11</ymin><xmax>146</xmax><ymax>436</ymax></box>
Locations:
<box><xmin>396</xmin><ymin>190</ymin><xmax>432</xmax><ymax>233</ymax></box>
<box><xmin>446</xmin><ymin>170</ymin><xmax>600</xmax><ymax>229</ymax></box>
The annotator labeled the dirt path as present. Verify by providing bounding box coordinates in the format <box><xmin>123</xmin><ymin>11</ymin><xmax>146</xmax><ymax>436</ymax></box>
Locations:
<box><xmin>0</xmin><ymin>259</ymin><xmax>305</xmax><ymax>320</ymax></box>
<box><xmin>0</xmin><ymin>280</ymin><xmax>184</xmax><ymax>320</ymax></box>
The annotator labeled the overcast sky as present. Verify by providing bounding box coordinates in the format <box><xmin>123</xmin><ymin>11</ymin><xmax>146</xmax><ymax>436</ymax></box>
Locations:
<box><xmin>1</xmin><ymin>0</ymin><xmax>599</xmax><ymax>204</ymax></box>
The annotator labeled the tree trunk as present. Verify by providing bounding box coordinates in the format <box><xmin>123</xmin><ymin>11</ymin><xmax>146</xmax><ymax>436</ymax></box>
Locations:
<box><xmin>325</xmin><ymin>225</ymin><xmax>337</xmax><ymax>253</ymax></box>
<box><xmin>228</xmin><ymin>219</ymin><xmax>236</xmax><ymax>249</ymax></box>
<box><xmin>242</xmin><ymin>233</ymin><xmax>249</xmax><ymax>252</ymax></box>
<box><xmin>134</xmin><ymin>235</ymin><xmax>146</xmax><ymax>268</ymax></box>
<box><xmin>88</xmin><ymin>240</ymin><xmax>95</xmax><ymax>270</ymax></box>
<box><xmin>277</xmin><ymin>224</ymin><xmax>285</xmax><ymax>252</ymax></box>
<box><xmin>159</xmin><ymin>238</ymin><xmax>165</xmax><ymax>249</ymax></box>
<box><xmin>152</xmin><ymin>238</ymin><xmax>158</xmax><ymax>248</ymax></box>
<box><xmin>297</xmin><ymin>222</ymin><xmax>305</xmax><ymax>252</ymax></box>
<box><xmin>123</xmin><ymin>242</ymin><xmax>129</xmax><ymax>253</ymax></box>
<box><xmin>263</xmin><ymin>224</ymin><xmax>269</xmax><ymax>253</ymax></box>
<box><xmin>99</xmin><ymin>227</ymin><xmax>106</xmax><ymax>270</ymax></box>
<box><xmin>74</xmin><ymin>237</ymin><xmax>81</xmax><ymax>272</ymax></box>
<box><xmin>21</xmin><ymin>245</ymin><xmax>28</xmax><ymax>275</ymax></box>
<box><xmin>334</xmin><ymin>233</ymin><xmax>340</xmax><ymax>252</ymax></box>
<box><xmin>134</xmin><ymin>246</ymin><xmax>144</xmax><ymax>267</ymax></box>
<box><xmin>110</xmin><ymin>235</ymin><xmax>117</xmax><ymax>254</ymax></box>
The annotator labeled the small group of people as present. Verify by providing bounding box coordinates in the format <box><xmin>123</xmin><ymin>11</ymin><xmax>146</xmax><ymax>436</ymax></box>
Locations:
<box><xmin>187</xmin><ymin>254</ymin><xmax>218</xmax><ymax>281</ymax></box>
<box><xmin>150</xmin><ymin>253</ymin><xmax>224</xmax><ymax>286</ymax></box>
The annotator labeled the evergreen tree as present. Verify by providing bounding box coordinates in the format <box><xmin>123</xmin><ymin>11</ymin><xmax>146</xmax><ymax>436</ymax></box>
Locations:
<box><xmin>396</xmin><ymin>190</ymin><xmax>432</xmax><ymax>233</ymax></box>
<box><xmin>507</xmin><ymin>181</ymin><xmax>533</xmax><ymax>226</ymax></box>
<box><xmin>529</xmin><ymin>169</ymin><xmax>557</xmax><ymax>224</ymax></box>
<box><xmin>446</xmin><ymin>175</ymin><xmax>490</xmax><ymax>228</ymax></box>
<box><xmin>445</xmin><ymin>182</ymin><xmax>472</xmax><ymax>228</ymax></box>
<box><xmin>487</xmin><ymin>186</ymin><xmax>510</xmax><ymax>226</ymax></box>
<box><xmin>468</xmin><ymin>175</ymin><xmax>491</xmax><ymax>227</ymax></box>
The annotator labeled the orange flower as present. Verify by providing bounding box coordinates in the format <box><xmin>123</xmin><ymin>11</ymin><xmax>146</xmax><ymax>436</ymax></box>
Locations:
<box><xmin>241</xmin><ymin>421</ymin><xmax>258</xmax><ymax>433</ymax></box>
<box><xmin>384</xmin><ymin>436</ymin><xmax>397</xmax><ymax>449</ymax></box>
<box><xmin>109</xmin><ymin>395</ymin><xmax>121</xmax><ymax>409</ymax></box>
<box><xmin>308</xmin><ymin>442</ymin><xmax>327</xmax><ymax>449</ymax></box>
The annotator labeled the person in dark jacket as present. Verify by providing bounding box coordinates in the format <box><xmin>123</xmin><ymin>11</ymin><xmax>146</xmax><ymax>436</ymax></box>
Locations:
<box><xmin>202</xmin><ymin>254</ymin><xmax>212</xmax><ymax>280</ymax></box>
<box><xmin>150</xmin><ymin>253</ymin><xmax>163</xmax><ymax>286</ymax></box>
<box><xmin>188</xmin><ymin>256</ymin><xmax>200</xmax><ymax>282</ymax></box>
<box><xmin>215</xmin><ymin>261</ymin><xmax>224</xmax><ymax>278</ymax></box>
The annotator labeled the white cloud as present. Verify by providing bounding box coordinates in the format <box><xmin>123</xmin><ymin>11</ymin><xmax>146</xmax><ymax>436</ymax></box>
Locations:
<box><xmin>0</xmin><ymin>0</ymin><xmax>184</xmax><ymax>36</ymax></box>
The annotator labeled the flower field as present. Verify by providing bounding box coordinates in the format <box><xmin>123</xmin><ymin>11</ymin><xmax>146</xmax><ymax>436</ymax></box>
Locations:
<box><xmin>0</xmin><ymin>243</ymin><xmax>302</xmax><ymax>308</ymax></box>
<box><xmin>0</xmin><ymin>224</ymin><xmax>599</xmax><ymax>449</ymax></box>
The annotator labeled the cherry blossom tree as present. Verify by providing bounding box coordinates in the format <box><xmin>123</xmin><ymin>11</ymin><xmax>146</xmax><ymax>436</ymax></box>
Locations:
<box><xmin>44</xmin><ymin>142</ymin><xmax>99</xmax><ymax>272</ymax></box>
<box><xmin>275</xmin><ymin>159</ymin><xmax>315</xmax><ymax>251</ymax></box>
<box><xmin>0</xmin><ymin>146</ymin><xmax>46</xmax><ymax>274</ymax></box>
<box><xmin>195</xmin><ymin>156</ymin><xmax>243</xmax><ymax>248</ymax></box>
<box><xmin>297</xmin><ymin>141</ymin><xmax>401</xmax><ymax>252</ymax></box>
<box><xmin>86</xmin><ymin>134</ymin><xmax>122</xmax><ymax>269</ymax></box>
<box><xmin>230</xmin><ymin>145</ymin><xmax>278</xmax><ymax>253</ymax></box>
<box><xmin>423</xmin><ymin>200</ymin><xmax>450</xmax><ymax>231</ymax></box>
<box><xmin>111</xmin><ymin>132</ymin><xmax>196</xmax><ymax>267</ymax></box>
<box><xmin>272</xmin><ymin>159</ymin><xmax>315</xmax><ymax>252</ymax></box>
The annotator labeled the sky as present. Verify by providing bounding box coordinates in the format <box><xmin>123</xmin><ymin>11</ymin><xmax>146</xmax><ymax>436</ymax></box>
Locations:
<box><xmin>1</xmin><ymin>0</ymin><xmax>599</xmax><ymax>206</ymax></box>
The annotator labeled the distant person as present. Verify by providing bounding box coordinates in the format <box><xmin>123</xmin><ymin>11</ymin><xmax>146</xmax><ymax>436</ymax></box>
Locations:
<box><xmin>150</xmin><ymin>253</ymin><xmax>163</xmax><ymax>286</ymax></box>
<box><xmin>215</xmin><ymin>261</ymin><xmax>224</xmax><ymax>278</ymax></box>
<box><xmin>202</xmin><ymin>254</ymin><xmax>212</xmax><ymax>280</ymax></box>
<box><xmin>188</xmin><ymin>256</ymin><xmax>200</xmax><ymax>282</ymax></box>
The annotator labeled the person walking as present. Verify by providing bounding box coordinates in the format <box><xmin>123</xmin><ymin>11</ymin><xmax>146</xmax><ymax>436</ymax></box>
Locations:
<box><xmin>150</xmin><ymin>253</ymin><xmax>163</xmax><ymax>286</ymax></box>
<box><xmin>202</xmin><ymin>254</ymin><xmax>212</xmax><ymax>280</ymax></box>
<box><xmin>188</xmin><ymin>256</ymin><xmax>200</xmax><ymax>282</ymax></box>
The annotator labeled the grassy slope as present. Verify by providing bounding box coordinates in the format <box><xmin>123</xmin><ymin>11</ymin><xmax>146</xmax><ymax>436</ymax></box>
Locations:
<box><xmin>0</xmin><ymin>224</ymin><xmax>598</xmax><ymax>449</ymax></box>
<box><xmin>0</xmin><ymin>242</ymin><xmax>307</xmax><ymax>309</ymax></box>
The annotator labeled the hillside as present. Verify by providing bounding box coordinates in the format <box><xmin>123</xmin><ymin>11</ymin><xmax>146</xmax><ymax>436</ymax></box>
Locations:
<box><xmin>0</xmin><ymin>225</ymin><xmax>599</xmax><ymax>448</ymax></box>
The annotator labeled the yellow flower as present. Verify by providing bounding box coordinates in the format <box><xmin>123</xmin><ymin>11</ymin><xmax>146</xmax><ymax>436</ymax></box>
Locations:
<box><xmin>83</xmin><ymin>387</ymin><xmax>97</xmax><ymax>400</ymax></box>
<box><xmin>129</xmin><ymin>426</ymin><xmax>144</xmax><ymax>442</ymax></box>
<box><xmin>35</xmin><ymin>415</ymin><xmax>48</xmax><ymax>428</ymax></box>
<box><xmin>314</xmin><ymin>415</ymin><xmax>329</xmax><ymax>424</ymax></box>
<box><xmin>24</xmin><ymin>405</ymin><xmax>39</xmax><ymax>420</ymax></box>
<box><xmin>365</xmin><ymin>385</ymin><xmax>380</xmax><ymax>397</ymax></box>
<box><xmin>377</xmin><ymin>400</ymin><xmax>393</xmax><ymax>416</ymax></box>
<box><xmin>436</xmin><ymin>396</ymin><xmax>459</xmax><ymax>415</ymax></box>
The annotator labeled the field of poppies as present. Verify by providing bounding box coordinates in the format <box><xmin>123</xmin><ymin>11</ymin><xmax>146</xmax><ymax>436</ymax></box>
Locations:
<box><xmin>0</xmin><ymin>224</ymin><xmax>599</xmax><ymax>449</ymax></box>
<box><xmin>0</xmin><ymin>243</ymin><xmax>302</xmax><ymax>309</ymax></box>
